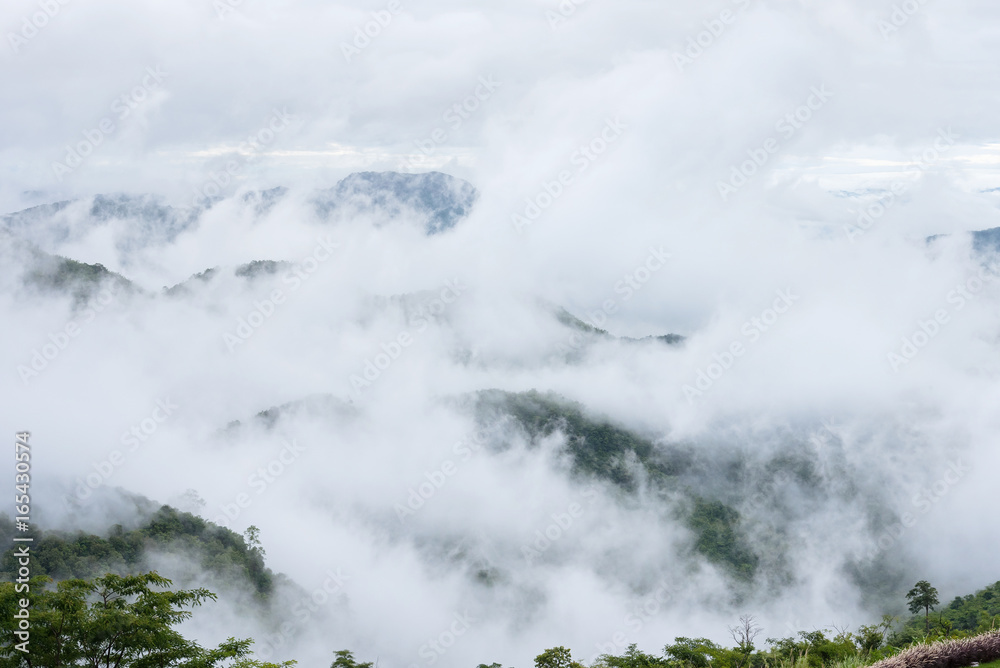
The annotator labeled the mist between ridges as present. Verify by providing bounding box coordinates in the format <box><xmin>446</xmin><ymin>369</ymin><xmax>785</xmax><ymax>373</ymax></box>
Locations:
<box><xmin>557</xmin><ymin>245</ymin><xmax>671</xmax><ymax>356</ymax></box>
<box><xmin>16</xmin><ymin>279</ymin><xmax>127</xmax><ymax>385</ymax></box>
<box><xmin>214</xmin><ymin>438</ymin><xmax>307</xmax><ymax>530</ymax></box>
<box><xmin>255</xmin><ymin>566</ymin><xmax>351</xmax><ymax>661</ymax></box>
<box><xmin>885</xmin><ymin>262</ymin><xmax>996</xmax><ymax>373</ymax></box>
<box><xmin>62</xmin><ymin>398</ymin><xmax>179</xmax><ymax>509</ymax></box>
<box><xmin>682</xmin><ymin>288</ymin><xmax>801</xmax><ymax>403</ymax></box>
<box><xmin>347</xmin><ymin>278</ymin><xmax>468</xmax><ymax>396</ymax></box>
<box><xmin>520</xmin><ymin>485</ymin><xmax>601</xmax><ymax>565</ymax></box>
<box><xmin>393</xmin><ymin>427</ymin><xmax>490</xmax><ymax>523</ymax></box>
<box><xmin>223</xmin><ymin>235</ymin><xmax>341</xmax><ymax>353</ymax></box>
<box><xmin>862</xmin><ymin>457</ymin><xmax>969</xmax><ymax>562</ymax></box>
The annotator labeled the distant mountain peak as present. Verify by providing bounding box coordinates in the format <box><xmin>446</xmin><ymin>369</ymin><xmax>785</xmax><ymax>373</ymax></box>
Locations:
<box><xmin>313</xmin><ymin>170</ymin><xmax>478</xmax><ymax>234</ymax></box>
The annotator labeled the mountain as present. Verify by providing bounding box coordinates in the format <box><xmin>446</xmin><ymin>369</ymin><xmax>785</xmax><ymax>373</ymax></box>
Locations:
<box><xmin>553</xmin><ymin>305</ymin><xmax>686</xmax><ymax>350</ymax></box>
<box><xmin>24</xmin><ymin>252</ymin><xmax>136</xmax><ymax>305</ymax></box>
<box><xmin>312</xmin><ymin>171</ymin><xmax>479</xmax><ymax>235</ymax></box>
<box><xmin>972</xmin><ymin>226</ymin><xmax>1000</xmax><ymax>255</ymax></box>
<box><xmin>926</xmin><ymin>225</ymin><xmax>1000</xmax><ymax>260</ymax></box>
<box><xmin>1</xmin><ymin>194</ymin><xmax>200</xmax><ymax>255</ymax></box>
<box><xmin>0</xmin><ymin>171</ymin><xmax>480</xmax><ymax>260</ymax></box>
<box><xmin>0</xmin><ymin>504</ymin><xmax>276</xmax><ymax>598</ymax></box>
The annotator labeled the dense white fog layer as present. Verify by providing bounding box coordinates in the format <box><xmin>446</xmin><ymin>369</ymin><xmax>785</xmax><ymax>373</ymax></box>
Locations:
<box><xmin>2</xmin><ymin>1</ymin><xmax>1000</xmax><ymax>666</ymax></box>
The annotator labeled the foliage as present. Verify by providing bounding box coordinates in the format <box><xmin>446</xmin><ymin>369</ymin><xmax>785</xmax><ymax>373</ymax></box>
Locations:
<box><xmin>891</xmin><ymin>581</ymin><xmax>1000</xmax><ymax>642</ymax></box>
<box><xmin>687</xmin><ymin>500</ymin><xmax>759</xmax><ymax>580</ymax></box>
<box><xmin>235</xmin><ymin>261</ymin><xmax>287</xmax><ymax>279</ymax></box>
<box><xmin>765</xmin><ymin>630</ymin><xmax>859</xmax><ymax>668</ymax></box>
<box><xmin>906</xmin><ymin>581</ymin><xmax>940</xmax><ymax>633</ymax></box>
<box><xmin>729</xmin><ymin>615</ymin><xmax>762</xmax><ymax>668</ymax></box>
<box><xmin>0</xmin><ymin>572</ymin><xmax>293</xmax><ymax>668</ymax></box>
<box><xmin>482</xmin><ymin>389</ymin><xmax>676</xmax><ymax>490</ymax></box>
<box><xmin>24</xmin><ymin>254</ymin><xmax>132</xmax><ymax>305</ymax></box>
<box><xmin>594</xmin><ymin>644</ymin><xmax>669</xmax><ymax>668</ymax></box>
<box><xmin>553</xmin><ymin>307</ymin><xmax>610</xmax><ymax>337</ymax></box>
<box><xmin>535</xmin><ymin>646</ymin><xmax>587</xmax><ymax>668</ymax></box>
<box><xmin>665</xmin><ymin>637</ymin><xmax>709</xmax><ymax>667</ymax></box>
<box><xmin>243</xmin><ymin>526</ymin><xmax>266</xmax><ymax>560</ymax></box>
<box><xmin>0</xmin><ymin>507</ymin><xmax>274</xmax><ymax>598</ymax></box>
<box><xmin>476</xmin><ymin>390</ymin><xmax>759</xmax><ymax>580</ymax></box>
<box><xmin>330</xmin><ymin>649</ymin><xmax>373</xmax><ymax>668</ymax></box>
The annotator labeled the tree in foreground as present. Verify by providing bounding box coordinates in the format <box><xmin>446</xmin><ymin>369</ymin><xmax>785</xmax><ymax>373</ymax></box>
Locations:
<box><xmin>729</xmin><ymin>615</ymin><xmax>762</xmax><ymax>668</ymax></box>
<box><xmin>594</xmin><ymin>643</ymin><xmax>669</xmax><ymax>668</ymax></box>
<box><xmin>330</xmin><ymin>649</ymin><xmax>373</xmax><ymax>668</ymax></box>
<box><xmin>906</xmin><ymin>580</ymin><xmax>941</xmax><ymax>634</ymax></box>
<box><xmin>0</xmin><ymin>572</ymin><xmax>294</xmax><ymax>667</ymax></box>
<box><xmin>535</xmin><ymin>646</ymin><xmax>586</xmax><ymax>668</ymax></box>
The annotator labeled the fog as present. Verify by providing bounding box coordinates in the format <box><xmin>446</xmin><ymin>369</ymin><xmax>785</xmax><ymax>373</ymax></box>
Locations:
<box><xmin>2</xmin><ymin>0</ymin><xmax>1000</xmax><ymax>666</ymax></box>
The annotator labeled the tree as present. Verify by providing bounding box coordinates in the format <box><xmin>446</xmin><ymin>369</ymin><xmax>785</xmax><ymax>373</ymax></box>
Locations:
<box><xmin>855</xmin><ymin>625</ymin><xmax>884</xmax><ymax>654</ymax></box>
<box><xmin>729</xmin><ymin>615</ymin><xmax>762</xmax><ymax>668</ymax></box>
<box><xmin>663</xmin><ymin>637</ymin><xmax>720</xmax><ymax>668</ymax></box>
<box><xmin>595</xmin><ymin>644</ymin><xmax>669</xmax><ymax>668</ymax></box>
<box><xmin>906</xmin><ymin>581</ymin><xmax>940</xmax><ymax>634</ymax></box>
<box><xmin>0</xmin><ymin>572</ymin><xmax>294</xmax><ymax>667</ymax></box>
<box><xmin>244</xmin><ymin>526</ymin><xmax>266</xmax><ymax>560</ymax></box>
<box><xmin>535</xmin><ymin>646</ymin><xmax>585</xmax><ymax>668</ymax></box>
<box><xmin>330</xmin><ymin>650</ymin><xmax>373</xmax><ymax>668</ymax></box>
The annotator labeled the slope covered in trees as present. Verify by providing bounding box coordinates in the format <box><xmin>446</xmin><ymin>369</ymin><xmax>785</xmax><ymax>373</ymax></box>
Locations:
<box><xmin>0</xmin><ymin>506</ymin><xmax>274</xmax><ymax>598</ymax></box>
<box><xmin>473</xmin><ymin>389</ymin><xmax>760</xmax><ymax>580</ymax></box>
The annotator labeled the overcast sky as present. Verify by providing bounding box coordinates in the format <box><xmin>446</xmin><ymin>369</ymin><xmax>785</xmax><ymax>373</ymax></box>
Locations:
<box><xmin>3</xmin><ymin>0</ymin><xmax>1000</xmax><ymax>202</ymax></box>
